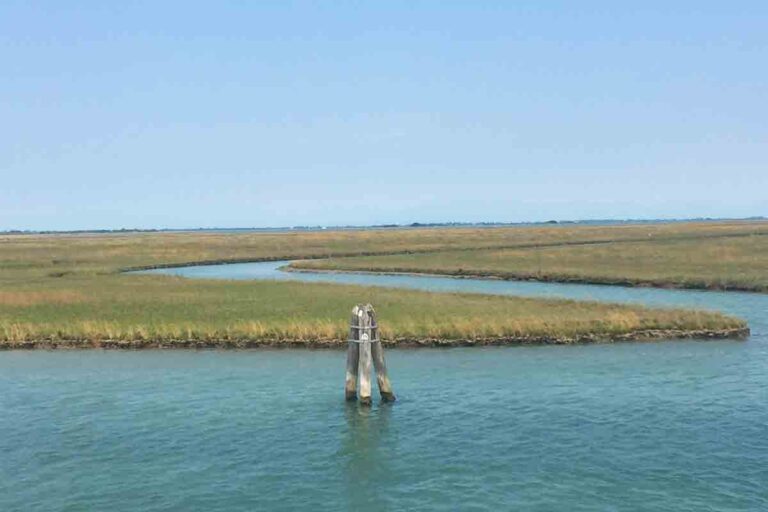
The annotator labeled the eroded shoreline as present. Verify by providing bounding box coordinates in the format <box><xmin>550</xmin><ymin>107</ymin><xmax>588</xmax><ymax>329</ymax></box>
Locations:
<box><xmin>0</xmin><ymin>327</ymin><xmax>750</xmax><ymax>350</ymax></box>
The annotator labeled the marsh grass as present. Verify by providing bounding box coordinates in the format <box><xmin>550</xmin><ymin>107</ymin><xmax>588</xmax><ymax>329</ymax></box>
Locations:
<box><xmin>0</xmin><ymin>221</ymin><xmax>759</xmax><ymax>346</ymax></box>
<box><xmin>0</xmin><ymin>277</ymin><xmax>744</xmax><ymax>345</ymax></box>
<box><xmin>0</xmin><ymin>291</ymin><xmax>86</xmax><ymax>306</ymax></box>
<box><xmin>292</xmin><ymin>232</ymin><xmax>768</xmax><ymax>292</ymax></box>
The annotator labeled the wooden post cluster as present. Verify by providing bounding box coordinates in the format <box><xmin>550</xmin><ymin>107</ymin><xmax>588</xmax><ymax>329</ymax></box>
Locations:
<box><xmin>345</xmin><ymin>304</ymin><xmax>395</xmax><ymax>405</ymax></box>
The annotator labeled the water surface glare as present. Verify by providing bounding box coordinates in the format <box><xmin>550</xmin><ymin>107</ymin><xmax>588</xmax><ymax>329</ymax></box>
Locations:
<box><xmin>1</xmin><ymin>262</ymin><xmax>766</xmax><ymax>511</ymax></box>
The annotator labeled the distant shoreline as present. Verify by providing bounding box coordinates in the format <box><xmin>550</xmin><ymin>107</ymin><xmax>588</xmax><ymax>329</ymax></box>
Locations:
<box><xmin>3</xmin><ymin>216</ymin><xmax>765</xmax><ymax>236</ymax></box>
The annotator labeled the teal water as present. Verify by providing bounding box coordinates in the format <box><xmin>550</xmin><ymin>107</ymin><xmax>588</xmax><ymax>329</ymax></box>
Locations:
<box><xmin>1</xmin><ymin>263</ymin><xmax>767</xmax><ymax>511</ymax></box>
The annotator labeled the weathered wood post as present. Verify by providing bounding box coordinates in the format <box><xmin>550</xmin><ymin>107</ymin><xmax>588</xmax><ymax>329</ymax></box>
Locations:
<box><xmin>344</xmin><ymin>309</ymin><xmax>360</xmax><ymax>401</ymax></box>
<box><xmin>357</xmin><ymin>313</ymin><xmax>373</xmax><ymax>406</ymax></box>
<box><xmin>370</xmin><ymin>312</ymin><xmax>396</xmax><ymax>403</ymax></box>
<box><xmin>346</xmin><ymin>304</ymin><xmax>395</xmax><ymax>405</ymax></box>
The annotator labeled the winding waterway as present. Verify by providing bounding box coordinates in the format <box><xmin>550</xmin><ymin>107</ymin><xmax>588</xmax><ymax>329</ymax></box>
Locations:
<box><xmin>1</xmin><ymin>261</ymin><xmax>766</xmax><ymax>511</ymax></box>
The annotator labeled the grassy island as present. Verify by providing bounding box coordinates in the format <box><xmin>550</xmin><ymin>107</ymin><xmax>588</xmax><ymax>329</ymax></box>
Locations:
<box><xmin>1</xmin><ymin>221</ymin><xmax>758</xmax><ymax>348</ymax></box>
<box><xmin>291</xmin><ymin>223</ymin><xmax>768</xmax><ymax>292</ymax></box>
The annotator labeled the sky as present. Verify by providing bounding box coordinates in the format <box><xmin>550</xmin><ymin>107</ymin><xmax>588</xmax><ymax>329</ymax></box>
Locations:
<box><xmin>2</xmin><ymin>1</ymin><xmax>767</xmax><ymax>230</ymax></box>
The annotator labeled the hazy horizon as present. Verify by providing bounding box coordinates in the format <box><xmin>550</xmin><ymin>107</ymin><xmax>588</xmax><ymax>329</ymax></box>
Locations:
<box><xmin>3</xmin><ymin>2</ymin><xmax>767</xmax><ymax>231</ymax></box>
<box><xmin>3</xmin><ymin>215</ymin><xmax>766</xmax><ymax>234</ymax></box>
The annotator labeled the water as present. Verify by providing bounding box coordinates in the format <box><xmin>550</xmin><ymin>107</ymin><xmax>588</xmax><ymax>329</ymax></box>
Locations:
<box><xmin>2</xmin><ymin>263</ymin><xmax>766</xmax><ymax>511</ymax></box>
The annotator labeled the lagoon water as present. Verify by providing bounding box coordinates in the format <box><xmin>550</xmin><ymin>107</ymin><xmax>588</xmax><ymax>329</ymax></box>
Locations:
<box><xmin>2</xmin><ymin>262</ymin><xmax>767</xmax><ymax>511</ymax></box>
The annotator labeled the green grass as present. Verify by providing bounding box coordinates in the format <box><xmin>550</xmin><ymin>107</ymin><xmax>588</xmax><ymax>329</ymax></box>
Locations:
<box><xmin>291</xmin><ymin>231</ymin><xmax>768</xmax><ymax>292</ymax></box>
<box><xmin>0</xmin><ymin>274</ymin><xmax>744</xmax><ymax>346</ymax></box>
<box><xmin>0</xmin><ymin>221</ymin><xmax>758</xmax><ymax>347</ymax></box>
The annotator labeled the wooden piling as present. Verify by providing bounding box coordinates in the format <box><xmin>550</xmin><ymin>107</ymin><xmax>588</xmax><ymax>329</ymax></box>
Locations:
<box><xmin>344</xmin><ymin>342</ymin><xmax>359</xmax><ymax>401</ymax></box>
<box><xmin>371</xmin><ymin>341</ymin><xmax>396</xmax><ymax>402</ymax></box>
<box><xmin>358</xmin><ymin>332</ymin><xmax>373</xmax><ymax>405</ymax></box>
<box><xmin>346</xmin><ymin>304</ymin><xmax>395</xmax><ymax>405</ymax></box>
<box><xmin>345</xmin><ymin>306</ymin><xmax>362</xmax><ymax>400</ymax></box>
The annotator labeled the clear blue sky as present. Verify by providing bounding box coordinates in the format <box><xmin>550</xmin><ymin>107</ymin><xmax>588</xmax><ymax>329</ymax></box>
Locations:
<box><xmin>2</xmin><ymin>1</ymin><xmax>766</xmax><ymax>230</ymax></box>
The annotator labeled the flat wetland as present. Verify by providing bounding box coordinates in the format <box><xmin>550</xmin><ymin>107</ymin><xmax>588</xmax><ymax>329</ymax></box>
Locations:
<box><xmin>292</xmin><ymin>224</ymin><xmax>768</xmax><ymax>292</ymax></box>
<box><xmin>2</xmin><ymin>220</ymin><xmax>764</xmax><ymax>348</ymax></box>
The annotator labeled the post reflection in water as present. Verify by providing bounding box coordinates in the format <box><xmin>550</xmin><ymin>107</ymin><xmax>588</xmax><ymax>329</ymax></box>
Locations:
<box><xmin>340</xmin><ymin>401</ymin><xmax>395</xmax><ymax>510</ymax></box>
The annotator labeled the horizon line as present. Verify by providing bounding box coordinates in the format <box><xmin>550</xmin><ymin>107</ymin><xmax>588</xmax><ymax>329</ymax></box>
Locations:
<box><xmin>2</xmin><ymin>216</ymin><xmax>766</xmax><ymax>235</ymax></box>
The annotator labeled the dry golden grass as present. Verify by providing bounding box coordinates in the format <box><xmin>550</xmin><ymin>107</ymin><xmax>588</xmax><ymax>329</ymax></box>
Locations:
<box><xmin>0</xmin><ymin>291</ymin><xmax>86</xmax><ymax>306</ymax></box>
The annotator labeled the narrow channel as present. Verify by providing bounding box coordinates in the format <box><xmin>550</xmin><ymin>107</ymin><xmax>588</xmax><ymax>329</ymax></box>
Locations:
<box><xmin>137</xmin><ymin>260</ymin><xmax>767</xmax><ymax>342</ymax></box>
